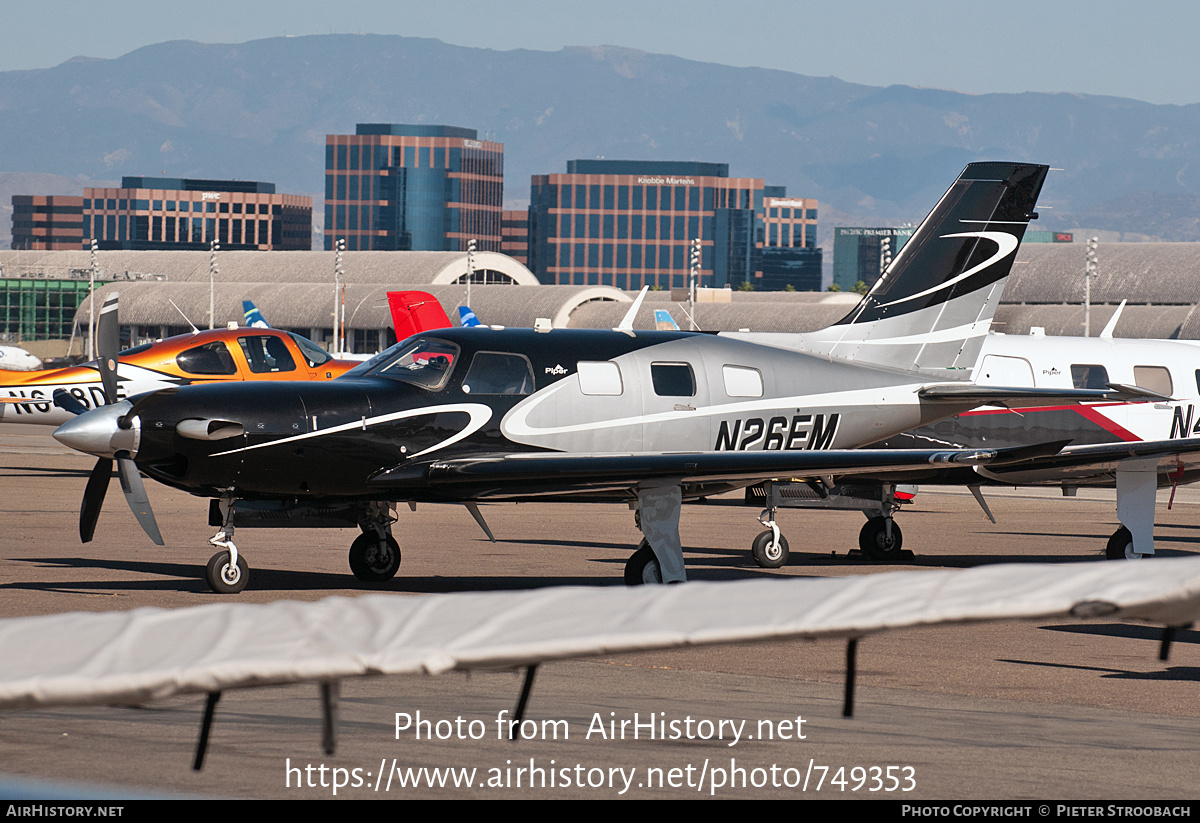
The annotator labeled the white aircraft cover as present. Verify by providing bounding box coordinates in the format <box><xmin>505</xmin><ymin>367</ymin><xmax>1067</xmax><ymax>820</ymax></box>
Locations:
<box><xmin>3</xmin><ymin>558</ymin><xmax>1200</xmax><ymax>712</ymax></box>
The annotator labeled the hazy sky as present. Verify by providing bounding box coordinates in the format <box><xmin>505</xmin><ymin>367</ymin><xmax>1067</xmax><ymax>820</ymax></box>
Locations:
<box><xmin>2</xmin><ymin>0</ymin><xmax>1197</xmax><ymax>105</ymax></box>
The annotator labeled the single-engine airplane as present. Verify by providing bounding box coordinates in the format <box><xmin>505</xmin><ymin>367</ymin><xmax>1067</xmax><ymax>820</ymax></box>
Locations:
<box><xmin>0</xmin><ymin>308</ymin><xmax>359</xmax><ymax>427</ymax></box>
<box><xmin>55</xmin><ymin>162</ymin><xmax>1122</xmax><ymax>593</ymax></box>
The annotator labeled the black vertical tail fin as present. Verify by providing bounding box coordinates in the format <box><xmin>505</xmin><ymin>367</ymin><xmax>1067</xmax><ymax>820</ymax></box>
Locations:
<box><xmin>800</xmin><ymin>162</ymin><xmax>1049</xmax><ymax>375</ymax></box>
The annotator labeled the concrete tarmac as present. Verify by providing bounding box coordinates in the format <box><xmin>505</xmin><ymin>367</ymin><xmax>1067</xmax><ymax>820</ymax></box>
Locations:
<box><xmin>0</xmin><ymin>423</ymin><xmax>1197</xmax><ymax>799</ymax></box>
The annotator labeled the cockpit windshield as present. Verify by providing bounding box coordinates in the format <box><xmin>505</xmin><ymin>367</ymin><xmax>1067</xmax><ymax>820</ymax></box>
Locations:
<box><xmin>287</xmin><ymin>332</ymin><xmax>332</xmax><ymax>368</ymax></box>
<box><xmin>341</xmin><ymin>337</ymin><xmax>459</xmax><ymax>391</ymax></box>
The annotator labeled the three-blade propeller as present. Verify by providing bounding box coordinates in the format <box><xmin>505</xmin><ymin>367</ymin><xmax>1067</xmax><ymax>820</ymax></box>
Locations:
<box><xmin>57</xmin><ymin>293</ymin><xmax>164</xmax><ymax>546</ymax></box>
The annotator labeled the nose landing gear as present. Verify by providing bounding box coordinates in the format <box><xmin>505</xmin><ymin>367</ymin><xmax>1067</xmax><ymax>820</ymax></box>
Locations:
<box><xmin>350</xmin><ymin>502</ymin><xmax>401</xmax><ymax>583</ymax></box>
<box><xmin>206</xmin><ymin>494</ymin><xmax>248</xmax><ymax>594</ymax></box>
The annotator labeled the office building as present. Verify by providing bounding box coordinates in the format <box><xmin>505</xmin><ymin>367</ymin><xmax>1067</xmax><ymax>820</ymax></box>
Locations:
<box><xmin>84</xmin><ymin>178</ymin><xmax>311</xmax><ymax>251</ymax></box>
<box><xmin>527</xmin><ymin>160</ymin><xmax>819</xmax><ymax>290</ymax></box>
<box><xmin>500</xmin><ymin>210</ymin><xmax>529</xmax><ymax>265</ymax></box>
<box><xmin>11</xmin><ymin>196</ymin><xmax>85</xmax><ymax>250</ymax></box>
<box><xmin>324</xmin><ymin>124</ymin><xmax>504</xmax><ymax>252</ymax></box>
<box><xmin>832</xmin><ymin>227</ymin><xmax>915</xmax><ymax>292</ymax></box>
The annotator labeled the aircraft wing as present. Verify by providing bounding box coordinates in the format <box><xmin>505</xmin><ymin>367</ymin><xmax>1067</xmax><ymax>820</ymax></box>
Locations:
<box><xmin>1</xmin><ymin>558</ymin><xmax>1199</xmax><ymax>711</ymax></box>
<box><xmin>368</xmin><ymin>443</ymin><xmax>1066</xmax><ymax>492</ymax></box>
<box><xmin>974</xmin><ymin>436</ymin><xmax>1200</xmax><ymax>485</ymax></box>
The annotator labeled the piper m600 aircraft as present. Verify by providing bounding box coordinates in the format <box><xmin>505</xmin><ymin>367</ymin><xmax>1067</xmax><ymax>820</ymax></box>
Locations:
<box><xmin>0</xmin><ymin>319</ymin><xmax>358</xmax><ymax>427</ymax></box>
<box><xmin>54</xmin><ymin>162</ymin><xmax>1124</xmax><ymax>593</ymax></box>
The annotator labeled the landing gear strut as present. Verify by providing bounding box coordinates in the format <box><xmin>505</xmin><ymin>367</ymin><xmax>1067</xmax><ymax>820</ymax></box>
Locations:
<box><xmin>350</xmin><ymin>502</ymin><xmax>401</xmax><ymax>583</ymax></box>
<box><xmin>206</xmin><ymin>493</ymin><xmax>248</xmax><ymax>594</ymax></box>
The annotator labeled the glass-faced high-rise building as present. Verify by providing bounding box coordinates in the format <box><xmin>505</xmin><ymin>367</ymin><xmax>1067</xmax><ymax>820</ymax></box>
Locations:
<box><xmin>324</xmin><ymin>124</ymin><xmax>503</xmax><ymax>252</ymax></box>
<box><xmin>527</xmin><ymin>160</ymin><xmax>819</xmax><ymax>290</ymax></box>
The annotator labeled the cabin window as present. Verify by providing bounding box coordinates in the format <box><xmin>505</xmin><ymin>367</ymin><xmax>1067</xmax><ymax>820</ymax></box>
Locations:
<box><xmin>176</xmin><ymin>342</ymin><xmax>237</xmax><ymax>376</ymax></box>
<box><xmin>1133</xmin><ymin>366</ymin><xmax>1172</xmax><ymax>396</ymax></box>
<box><xmin>651</xmin><ymin>362</ymin><xmax>696</xmax><ymax>397</ymax></box>
<box><xmin>238</xmin><ymin>336</ymin><xmax>297</xmax><ymax>374</ymax></box>
<box><xmin>1070</xmin><ymin>364</ymin><xmax>1109</xmax><ymax>390</ymax></box>
<box><xmin>462</xmin><ymin>352</ymin><xmax>535</xmax><ymax>395</ymax></box>
<box><xmin>578</xmin><ymin>361</ymin><xmax>623</xmax><ymax>396</ymax></box>
<box><xmin>722</xmin><ymin>365</ymin><xmax>763</xmax><ymax>397</ymax></box>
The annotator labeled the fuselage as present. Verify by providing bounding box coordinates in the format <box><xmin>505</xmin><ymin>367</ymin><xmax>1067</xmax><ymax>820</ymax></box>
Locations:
<box><xmin>896</xmin><ymin>332</ymin><xmax>1200</xmax><ymax>450</ymax></box>
<box><xmin>113</xmin><ymin>327</ymin><xmax>981</xmax><ymax>502</ymax></box>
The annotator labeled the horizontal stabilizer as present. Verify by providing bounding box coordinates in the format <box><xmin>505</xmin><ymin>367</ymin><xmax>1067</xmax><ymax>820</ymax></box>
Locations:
<box><xmin>918</xmin><ymin>384</ymin><xmax>1110</xmax><ymax>406</ymax></box>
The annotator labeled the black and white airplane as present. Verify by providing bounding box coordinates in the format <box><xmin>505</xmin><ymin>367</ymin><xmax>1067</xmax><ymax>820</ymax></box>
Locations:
<box><xmin>54</xmin><ymin>162</ymin><xmax>1108</xmax><ymax>592</ymax></box>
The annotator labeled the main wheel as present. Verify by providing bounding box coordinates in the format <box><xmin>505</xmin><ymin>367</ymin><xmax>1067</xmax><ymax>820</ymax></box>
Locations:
<box><xmin>349</xmin><ymin>533</ymin><xmax>401</xmax><ymax>582</ymax></box>
<box><xmin>1105</xmin><ymin>526</ymin><xmax>1142</xmax><ymax>560</ymax></box>
<box><xmin>751</xmin><ymin>530</ymin><xmax>790</xmax><ymax>568</ymax></box>
<box><xmin>624</xmin><ymin>540</ymin><xmax>663</xmax><ymax>585</ymax></box>
<box><xmin>859</xmin><ymin>517</ymin><xmax>903</xmax><ymax>560</ymax></box>
<box><xmin>205</xmin><ymin>550</ymin><xmax>249</xmax><ymax>594</ymax></box>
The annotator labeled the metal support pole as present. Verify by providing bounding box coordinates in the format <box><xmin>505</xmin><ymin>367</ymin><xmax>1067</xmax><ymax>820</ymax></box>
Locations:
<box><xmin>843</xmin><ymin>639</ymin><xmax>858</xmax><ymax>718</ymax></box>
<box><xmin>193</xmin><ymin>691</ymin><xmax>222</xmax><ymax>771</ymax></box>
<box><xmin>321</xmin><ymin>681</ymin><xmax>339</xmax><ymax>755</ymax></box>
<box><xmin>510</xmin><ymin>664</ymin><xmax>538</xmax><ymax>741</ymax></box>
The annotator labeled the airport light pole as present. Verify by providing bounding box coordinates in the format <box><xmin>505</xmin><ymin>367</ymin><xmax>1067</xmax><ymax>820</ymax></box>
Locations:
<box><xmin>1084</xmin><ymin>237</ymin><xmax>1098</xmax><ymax>337</ymax></box>
<box><xmin>334</xmin><ymin>239</ymin><xmax>345</xmax><ymax>355</ymax></box>
<box><xmin>88</xmin><ymin>238</ymin><xmax>98</xmax><ymax>359</ymax></box>
<box><xmin>688</xmin><ymin>238</ymin><xmax>702</xmax><ymax>331</ymax></box>
<box><xmin>466</xmin><ymin>238</ymin><xmax>476</xmax><ymax>311</ymax></box>
<box><xmin>208</xmin><ymin>240</ymin><xmax>220</xmax><ymax>330</ymax></box>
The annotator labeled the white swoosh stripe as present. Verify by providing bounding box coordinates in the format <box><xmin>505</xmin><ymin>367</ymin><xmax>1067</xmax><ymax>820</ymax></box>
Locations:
<box><xmin>875</xmin><ymin>231</ymin><xmax>1019</xmax><ymax>309</ymax></box>
<box><xmin>501</xmin><ymin>384</ymin><xmax>922</xmax><ymax>439</ymax></box>
<box><xmin>211</xmin><ymin>403</ymin><xmax>493</xmax><ymax>458</ymax></box>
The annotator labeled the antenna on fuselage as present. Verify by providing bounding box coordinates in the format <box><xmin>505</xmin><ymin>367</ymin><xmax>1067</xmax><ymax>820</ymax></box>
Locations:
<box><xmin>169</xmin><ymin>300</ymin><xmax>200</xmax><ymax>334</ymax></box>
<box><xmin>614</xmin><ymin>286</ymin><xmax>649</xmax><ymax>335</ymax></box>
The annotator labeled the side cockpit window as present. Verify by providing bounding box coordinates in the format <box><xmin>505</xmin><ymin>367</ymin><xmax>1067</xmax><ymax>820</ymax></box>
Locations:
<box><xmin>176</xmin><ymin>342</ymin><xmax>237</xmax><ymax>376</ymax></box>
<box><xmin>238</xmin><ymin>335</ymin><xmax>297</xmax><ymax>373</ymax></box>
<box><xmin>462</xmin><ymin>352</ymin><xmax>535</xmax><ymax>395</ymax></box>
<box><xmin>370</xmin><ymin>337</ymin><xmax>459</xmax><ymax>391</ymax></box>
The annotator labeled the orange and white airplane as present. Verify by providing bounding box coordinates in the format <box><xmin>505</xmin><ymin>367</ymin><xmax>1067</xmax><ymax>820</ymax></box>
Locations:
<box><xmin>0</xmin><ymin>323</ymin><xmax>359</xmax><ymax>427</ymax></box>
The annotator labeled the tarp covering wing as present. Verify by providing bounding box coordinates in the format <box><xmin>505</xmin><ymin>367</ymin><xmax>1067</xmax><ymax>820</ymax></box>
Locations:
<box><xmin>3</xmin><ymin>558</ymin><xmax>1200</xmax><ymax>711</ymax></box>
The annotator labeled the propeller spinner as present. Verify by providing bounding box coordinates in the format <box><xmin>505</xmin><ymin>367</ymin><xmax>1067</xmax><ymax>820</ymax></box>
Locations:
<box><xmin>52</xmin><ymin>292</ymin><xmax>164</xmax><ymax>546</ymax></box>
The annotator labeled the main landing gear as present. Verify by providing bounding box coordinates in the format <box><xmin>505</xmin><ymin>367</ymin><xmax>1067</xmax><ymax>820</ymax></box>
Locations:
<box><xmin>624</xmin><ymin>540</ymin><xmax>663</xmax><ymax>585</ymax></box>
<box><xmin>202</xmin><ymin>497</ymin><xmax>402</xmax><ymax>593</ymax></box>
<box><xmin>1105</xmin><ymin>526</ymin><xmax>1142</xmax><ymax>561</ymax></box>
<box><xmin>623</xmin><ymin>482</ymin><xmax>686</xmax><ymax>585</ymax></box>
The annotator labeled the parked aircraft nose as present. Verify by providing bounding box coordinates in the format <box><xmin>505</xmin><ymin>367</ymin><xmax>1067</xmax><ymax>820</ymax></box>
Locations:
<box><xmin>53</xmin><ymin>400</ymin><xmax>140</xmax><ymax>459</ymax></box>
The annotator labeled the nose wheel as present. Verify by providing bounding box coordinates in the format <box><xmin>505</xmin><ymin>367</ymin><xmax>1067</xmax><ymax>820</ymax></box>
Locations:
<box><xmin>205</xmin><ymin>494</ymin><xmax>248</xmax><ymax>593</ymax></box>
<box><xmin>205</xmin><ymin>550</ymin><xmax>249</xmax><ymax>594</ymax></box>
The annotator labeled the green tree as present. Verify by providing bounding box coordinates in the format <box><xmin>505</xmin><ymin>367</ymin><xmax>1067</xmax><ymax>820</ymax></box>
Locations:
<box><xmin>853</xmin><ymin>280</ymin><xmax>869</xmax><ymax>295</ymax></box>
<box><xmin>738</xmin><ymin>281</ymin><xmax>754</xmax><ymax>292</ymax></box>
